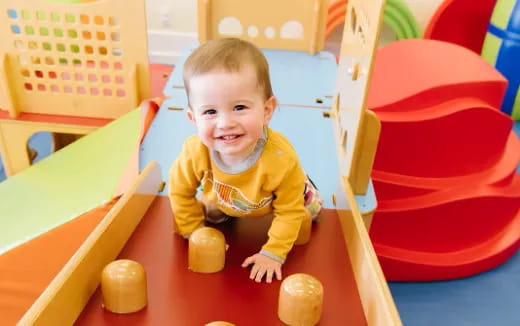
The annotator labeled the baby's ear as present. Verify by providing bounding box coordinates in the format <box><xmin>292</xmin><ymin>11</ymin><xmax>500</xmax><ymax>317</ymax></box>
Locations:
<box><xmin>186</xmin><ymin>109</ymin><xmax>196</xmax><ymax>124</ymax></box>
<box><xmin>263</xmin><ymin>96</ymin><xmax>277</xmax><ymax>125</ymax></box>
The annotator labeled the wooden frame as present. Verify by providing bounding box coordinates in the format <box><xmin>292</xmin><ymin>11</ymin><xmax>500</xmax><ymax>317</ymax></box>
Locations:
<box><xmin>0</xmin><ymin>114</ymin><xmax>107</xmax><ymax>176</ymax></box>
<box><xmin>0</xmin><ymin>0</ymin><xmax>150</xmax><ymax>118</ymax></box>
<box><xmin>17</xmin><ymin>161</ymin><xmax>162</xmax><ymax>325</ymax></box>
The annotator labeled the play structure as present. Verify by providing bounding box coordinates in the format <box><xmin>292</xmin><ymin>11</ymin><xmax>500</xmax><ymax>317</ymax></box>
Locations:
<box><xmin>0</xmin><ymin>0</ymin><xmax>404</xmax><ymax>325</ymax></box>
<box><xmin>0</xmin><ymin>0</ymin><xmax>150</xmax><ymax>176</ymax></box>
<box><xmin>0</xmin><ymin>0</ymin><xmax>519</xmax><ymax>324</ymax></box>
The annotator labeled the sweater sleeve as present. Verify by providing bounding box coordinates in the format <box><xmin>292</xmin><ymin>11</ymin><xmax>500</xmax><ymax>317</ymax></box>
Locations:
<box><xmin>261</xmin><ymin>160</ymin><xmax>307</xmax><ymax>261</ymax></box>
<box><xmin>168</xmin><ymin>139</ymin><xmax>206</xmax><ymax>237</ymax></box>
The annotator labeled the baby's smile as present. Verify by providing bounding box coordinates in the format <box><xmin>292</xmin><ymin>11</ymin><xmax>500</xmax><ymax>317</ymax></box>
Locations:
<box><xmin>216</xmin><ymin>134</ymin><xmax>242</xmax><ymax>142</ymax></box>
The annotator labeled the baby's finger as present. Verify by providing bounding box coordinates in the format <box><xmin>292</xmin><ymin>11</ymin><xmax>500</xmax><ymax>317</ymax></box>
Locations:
<box><xmin>265</xmin><ymin>268</ymin><xmax>274</xmax><ymax>283</ymax></box>
<box><xmin>242</xmin><ymin>256</ymin><xmax>255</xmax><ymax>268</ymax></box>
<box><xmin>275</xmin><ymin>266</ymin><xmax>282</xmax><ymax>280</ymax></box>
<box><xmin>255</xmin><ymin>267</ymin><xmax>266</xmax><ymax>283</ymax></box>
<box><xmin>249</xmin><ymin>264</ymin><xmax>260</xmax><ymax>280</ymax></box>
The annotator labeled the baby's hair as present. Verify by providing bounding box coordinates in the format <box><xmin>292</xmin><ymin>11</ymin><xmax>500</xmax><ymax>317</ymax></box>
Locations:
<box><xmin>183</xmin><ymin>38</ymin><xmax>273</xmax><ymax>102</ymax></box>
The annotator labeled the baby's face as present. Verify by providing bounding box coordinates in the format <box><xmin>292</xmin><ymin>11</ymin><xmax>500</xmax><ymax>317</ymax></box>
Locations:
<box><xmin>187</xmin><ymin>64</ymin><xmax>275</xmax><ymax>165</ymax></box>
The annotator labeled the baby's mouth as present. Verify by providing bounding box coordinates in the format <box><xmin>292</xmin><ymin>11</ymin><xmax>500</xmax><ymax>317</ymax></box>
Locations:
<box><xmin>217</xmin><ymin>134</ymin><xmax>241</xmax><ymax>140</ymax></box>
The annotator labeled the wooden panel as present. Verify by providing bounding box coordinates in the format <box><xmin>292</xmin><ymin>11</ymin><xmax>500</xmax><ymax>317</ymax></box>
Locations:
<box><xmin>0</xmin><ymin>0</ymin><xmax>150</xmax><ymax>118</ymax></box>
<box><xmin>335</xmin><ymin>176</ymin><xmax>402</xmax><ymax>325</ymax></box>
<box><xmin>351</xmin><ymin>110</ymin><xmax>381</xmax><ymax>193</ymax></box>
<box><xmin>334</xmin><ymin>0</ymin><xmax>385</xmax><ymax>194</ymax></box>
<box><xmin>198</xmin><ymin>0</ymin><xmax>328</xmax><ymax>54</ymax></box>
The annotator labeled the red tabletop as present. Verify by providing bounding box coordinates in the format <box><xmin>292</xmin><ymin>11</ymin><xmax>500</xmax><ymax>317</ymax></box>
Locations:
<box><xmin>77</xmin><ymin>196</ymin><xmax>367</xmax><ymax>325</ymax></box>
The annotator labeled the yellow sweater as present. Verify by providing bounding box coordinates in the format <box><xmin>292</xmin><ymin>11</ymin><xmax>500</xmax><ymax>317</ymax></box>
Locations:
<box><xmin>168</xmin><ymin>128</ymin><xmax>308</xmax><ymax>261</ymax></box>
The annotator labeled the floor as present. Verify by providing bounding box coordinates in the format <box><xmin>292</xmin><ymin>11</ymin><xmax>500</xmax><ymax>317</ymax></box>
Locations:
<box><xmin>0</xmin><ymin>63</ymin><xmax>518</xmax><ymax>325</ymax></box>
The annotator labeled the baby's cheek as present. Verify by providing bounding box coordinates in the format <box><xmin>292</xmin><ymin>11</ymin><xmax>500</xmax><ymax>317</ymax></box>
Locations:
<box><xmin>199</xmin><ymin>127</ymin><xmax>214</xmax><ymax>141</ymax></box>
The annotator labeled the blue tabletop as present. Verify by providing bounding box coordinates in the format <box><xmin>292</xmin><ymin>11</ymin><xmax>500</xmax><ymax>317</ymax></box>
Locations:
<box><xmin>163</xmin><ymin>44</ymin><xmax>337</xmax><ymax>109</ymax></box>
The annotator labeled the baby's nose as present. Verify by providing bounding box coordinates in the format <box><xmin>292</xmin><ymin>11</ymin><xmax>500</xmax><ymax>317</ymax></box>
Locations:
<box><xmin>216</xmin><ymin>113</ymin><xmax>236</xmax><ymax>128</ymax></box>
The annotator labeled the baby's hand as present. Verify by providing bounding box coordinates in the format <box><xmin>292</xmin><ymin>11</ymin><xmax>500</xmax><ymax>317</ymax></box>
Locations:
<box><xmin>241</xmin><ymin>253</ymin><xmax>282</xmax><ymax>283</ymax></box>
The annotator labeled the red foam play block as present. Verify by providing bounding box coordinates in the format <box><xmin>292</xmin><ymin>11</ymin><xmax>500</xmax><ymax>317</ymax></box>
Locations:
<box><xmin>374</xmin><ymin>105</ymin><xmax>512</xmax><ymax>178</ymax></box>
<box><xmin>366</xmin><ymin>38</ymin><xmax>520</xmax><ymax>281</ymax></box>
<box><xmin>372</xmin><ymin>182</ymin><xmax>520</xmax><ymax>253</ymax></box>
<box><xmin>375</xmin><ymin>214</ymin><xmax>519</xmax><ymax>281</ymax></box>
<box><xmin>367</xmin><ymin>39</ymin><xmax>516</xmax><ymax>194</ymax></box>
<box><xmin>367</xmin><ymin>39</ymin><xmax>507</xmax><ymax>112</ymax></box>
<box><xmin>372</xmin><ymin>132</ymin><xmax>520</xmax><ymax>199</ymax></box>
<box><xmin>370</xmin><ymin>176</ymin><xmax>520</xmax><ymax>281</ymax></box>
<box><xmin>424</xmin><ymin>0</ymin><xmax>497</xmax><ymax>54</ymax></box>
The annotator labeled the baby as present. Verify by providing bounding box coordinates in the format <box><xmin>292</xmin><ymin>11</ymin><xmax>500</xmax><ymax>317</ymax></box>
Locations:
<box><xmin>169</xmin><ymin>38</ymin><xmax>322</xmax><ymax>283</ymax></box>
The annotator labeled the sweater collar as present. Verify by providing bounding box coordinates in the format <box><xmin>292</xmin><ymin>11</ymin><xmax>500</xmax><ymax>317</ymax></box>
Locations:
<box><xmin>210</xmin><ymin>127</ymin><xmax>268</xmax><ymax>174</ymax></box>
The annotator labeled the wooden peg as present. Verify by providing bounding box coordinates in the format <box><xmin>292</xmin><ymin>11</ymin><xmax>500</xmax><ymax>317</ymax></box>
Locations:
<box><xmin>189</xmin><ymin>227</ymin><xmax>226</xmax><ymax>273</ymax></box>
<box><xmin>101</xmin><ymin>259</ymin><xmax>147</xmax><ymax>314</ymax></box>
<box><xmin>278</xmin><ymin>273</ymin><xmax>324</xmax><ymax>326</ymax></box>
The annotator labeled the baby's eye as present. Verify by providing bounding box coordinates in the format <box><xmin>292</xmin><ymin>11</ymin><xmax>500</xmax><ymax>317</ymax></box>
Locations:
<box><xmin>202</xmin><ymin>109</ymin><xmax>217</xmax><ymax>115</ymax></box>
<box><xmin>234</xmin><ymin>105</ymin><xmax>247</xmax><ymax>111</ymax></box>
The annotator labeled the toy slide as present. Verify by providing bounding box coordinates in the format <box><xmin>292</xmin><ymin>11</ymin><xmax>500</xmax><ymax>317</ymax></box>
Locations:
<box><xmin>424</xmin><ymin>0</ymin><xmax>497</xmax><ymax>53</ymax></box>
<box><xmin>0</xmin><ymin>199</ymin><xmax>116</xmax><ymax>324</ymax></box>
<box><xmin>0</xmin><ymin>104</ymin><xmax>154</xmax><ymax>255</ymax></box>
<box><xmin>366</xmin><ymin>38</ymin><xmax>520</xmax><ymax>280</ymax></box>
<box><xmin>0</xmin><ymin>101</ymin><xmax>159</xmax><ymax>324</ymax></box>
<box><xmin>18</xmin><ymin>162</ymin><xmax>161</xmax><ymax>325</ymax></box>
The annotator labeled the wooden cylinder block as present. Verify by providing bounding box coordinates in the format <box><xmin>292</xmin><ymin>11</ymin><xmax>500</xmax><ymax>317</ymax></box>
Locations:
<box><xmin>294</xmin><ymin>211</ymin><xmax>312</xmax><ymax>245</ymax></box>
<box><xmin>189</xmin><ymin>227</ymin><xmax>226</xmax><ymax>273</ymax></box>
<box><xmin>278</xmin><ymin>273</ymin><xmax>324</xmax><ymax>326</ymax></box>
<box><xmin>101</xmin><ymin>259</ymin><xmax>147</xmax><ymax>314</ymax></box>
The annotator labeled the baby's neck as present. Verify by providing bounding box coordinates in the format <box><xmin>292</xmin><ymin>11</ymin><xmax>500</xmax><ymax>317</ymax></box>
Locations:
<box><xmin>217</xmin><ymin>149</ymin><xmax>254</xmax><ymax>168</ymax></box>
